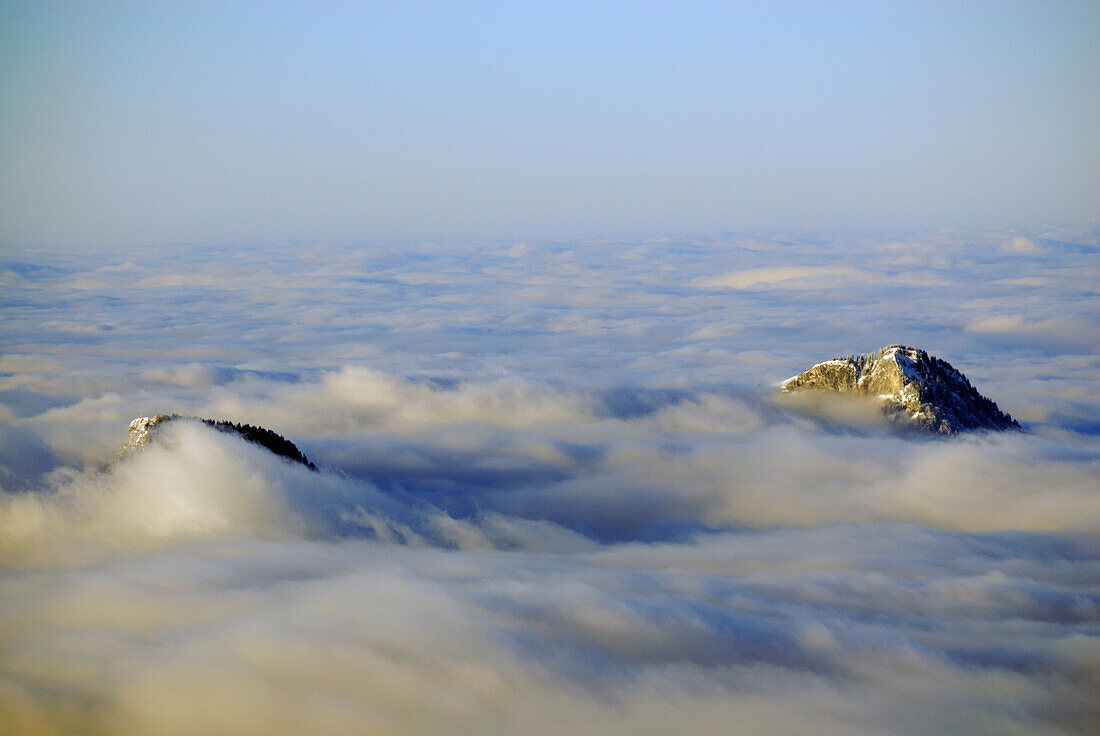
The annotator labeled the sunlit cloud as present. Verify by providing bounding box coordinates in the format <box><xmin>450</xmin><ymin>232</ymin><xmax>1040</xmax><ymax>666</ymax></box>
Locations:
<box><xmin>1</xmin><ymin>230</ymin><xmax>1098</xmax><ymax>734</ymax></box>
<box><xmin>1000</xmin><ymin>236</ymin><xmax>1041</xmax><ymax>254</ymax></box>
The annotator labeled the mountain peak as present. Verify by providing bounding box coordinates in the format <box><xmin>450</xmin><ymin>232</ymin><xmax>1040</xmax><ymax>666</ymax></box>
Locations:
<box><xmin>122</xmin><ymin>415</ymin><xmax>316</xmax><ymax>469</ymax></box>
<box><xmin>780</xmin><ymin>345</ymin><xmax>1020</xmax><ymax>434</ymax></box>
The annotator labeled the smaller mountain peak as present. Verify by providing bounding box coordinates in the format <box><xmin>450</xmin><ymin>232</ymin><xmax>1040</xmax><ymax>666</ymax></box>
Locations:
<box><xmin>120</xmin><ymin>414</ymin><xmax>316</xmax><ymax>469</ymax></box>
<box><xmin>781</xmin><ymin>346</ymin><xmax>1019</xmax><ymax>434</ymax></box>
<box><xmin>126</xmin><ymin>415</ymin><xmax>163</xmax><ymax>449</ymax></box>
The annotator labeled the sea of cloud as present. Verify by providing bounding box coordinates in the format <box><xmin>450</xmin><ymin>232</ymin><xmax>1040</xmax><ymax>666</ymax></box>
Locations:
<box><xmin>1</xmin><ymin>230</ymin><xmax>1098</xmax><ymax>734</ymax></box>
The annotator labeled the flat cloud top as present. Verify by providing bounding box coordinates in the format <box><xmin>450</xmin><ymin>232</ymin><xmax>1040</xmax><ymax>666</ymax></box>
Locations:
<box><xmin>1</xmin><ymin>229</ymin><xmax>1098</xmax><ymax>735</ymax></box>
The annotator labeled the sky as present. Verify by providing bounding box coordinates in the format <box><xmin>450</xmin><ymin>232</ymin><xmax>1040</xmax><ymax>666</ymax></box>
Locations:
<box><xmin>1</xmin><ymin>1</ymin><xmax>1098</xmax><ymax>245</ymax></box>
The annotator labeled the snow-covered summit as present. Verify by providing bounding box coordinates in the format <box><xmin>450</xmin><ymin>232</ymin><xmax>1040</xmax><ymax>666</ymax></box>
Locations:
<box><xmin>120</xmin><ymin>414</ymin><xmax>316</xmax><ymax>468</ymax></box>
<box><xmin>780</xmin><ymin>345</ymin><xmax>1019</xmax><ymax>434</ymax></box>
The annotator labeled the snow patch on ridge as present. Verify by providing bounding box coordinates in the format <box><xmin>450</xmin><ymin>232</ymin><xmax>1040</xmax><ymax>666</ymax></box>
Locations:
<box><xmin>780</xmin><ymin>345</ymin><xmax>1019</xmax><ymax>435</ymax></box>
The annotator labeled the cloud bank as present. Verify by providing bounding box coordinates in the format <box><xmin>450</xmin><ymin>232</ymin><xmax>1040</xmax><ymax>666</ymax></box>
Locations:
<box><xmin>1</xmin><ymin>230</ymin><xmax>1098</xmax><ymax>734</ymax></box>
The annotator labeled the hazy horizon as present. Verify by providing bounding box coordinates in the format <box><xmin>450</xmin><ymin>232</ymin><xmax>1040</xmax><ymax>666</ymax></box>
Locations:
<box><xmin>2</xmin><ymin>1</ymin><xmax>1098</xmax><ymax>247</ymax></box>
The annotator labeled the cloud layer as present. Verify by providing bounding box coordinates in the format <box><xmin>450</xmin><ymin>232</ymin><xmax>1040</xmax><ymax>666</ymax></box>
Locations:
<box><xmin>1</xmin><ymin>230</ymin><xmax>1098</xmax><ymax>734</ymax></box>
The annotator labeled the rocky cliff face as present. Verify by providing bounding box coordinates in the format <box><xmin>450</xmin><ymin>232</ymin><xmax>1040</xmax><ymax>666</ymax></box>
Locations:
<box><xmin>780</xmin><ymin>345</ymin><xmax>1020</xmax><ymax>434</ymax></box>
<box><xmin>122</xmin><ymin>415</ymin><xmax>316</xmax><ymax>469</ymax></box>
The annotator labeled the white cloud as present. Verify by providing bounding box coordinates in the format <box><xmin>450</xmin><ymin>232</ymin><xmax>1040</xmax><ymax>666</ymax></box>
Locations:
<box><xmin>193</xmin><ymin>367</ymin><xmax>597</xmax><ymax>436</ymax></box>
<box><xmin>694</xmin><ymin>266</ymin><xmax>948</xmax><ymax>290</ymax></box>
<box><xmin>135</xmin><ymin>272</ymin><xmax>243</xmax><ymax>288</ymax></box>
<box><xmin>0</xmin><ymin>526</ymin><xmax>1095</xmax><ymax>735</ymax></box>
<box><xmin>1000</xmin><ymin>236</ymin><xmax>1041</xmax><ymax>254</ymax></box>
<box><xmin>695</xmin><ymin>266</ymin><xmax>872</xmax><ymax>289</ymax></box>
<box><xmin>964</xmin><ymin>313</ymin><xmax>1100</xmax><ymax>352</ymax></box>
<box><xmin>0</xmin><ymin>422</ymin><xmax>307</xmax><ymax>565</ymax></box>
<box><xmin>967</xmin><ymin>315</ymin><xmax>1027</xmax><ymax>333</ymax></box>
<box><xmin>138</xmin><ymin>363</ymin><xmax>219</xmax><ymax>388</ymax></box>
<box><xmin>2</xmin><ymin>230</ymin><xmax>1099</xmax><ymax>734</ymax></box>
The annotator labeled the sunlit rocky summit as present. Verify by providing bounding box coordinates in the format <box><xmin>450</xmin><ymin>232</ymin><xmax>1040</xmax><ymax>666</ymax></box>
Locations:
<box><xmin>781</xmin><ymin>345</ymin><xmax>1020</xmax><ymax>434</ymax></box>
<box><xmin>122</xmin><ymin>415</ymin><xmax>316</xmax><ymax>469</ymax></box>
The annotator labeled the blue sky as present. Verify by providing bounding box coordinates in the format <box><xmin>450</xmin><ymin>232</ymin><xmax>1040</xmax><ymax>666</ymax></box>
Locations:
<box><xmin>1</xmin><ymin>1</ymin><xmax>1097</xmax><ymax>245</ymax></box>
